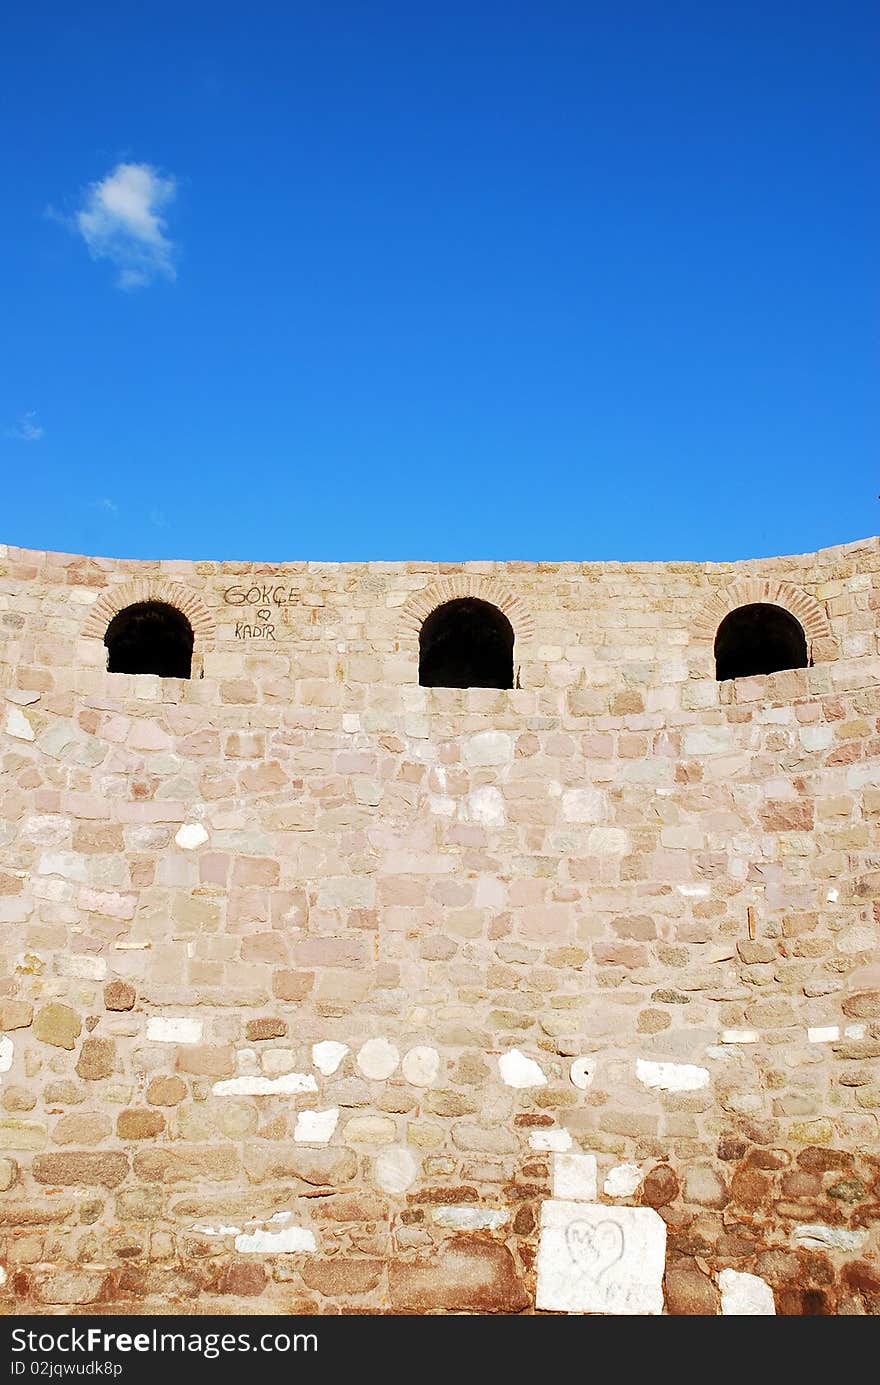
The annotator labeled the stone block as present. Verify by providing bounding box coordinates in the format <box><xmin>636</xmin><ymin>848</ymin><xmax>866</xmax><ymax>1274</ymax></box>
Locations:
<box><xmin>536</xmin><ymin>1202</ymin><xmax>666</xmax><ymax>1314</ymax></box>
<box><xmin>389</xmin><ymin>1241</ymin><xmax>528</xmax><ymax>1313</ymax></box>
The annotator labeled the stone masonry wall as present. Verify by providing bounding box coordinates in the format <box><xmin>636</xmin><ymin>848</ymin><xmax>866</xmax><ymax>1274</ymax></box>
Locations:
<box><xmin>0</xmin><ymin>537</ymin><xmax>878</xmax><ymax>1315</ymax></box>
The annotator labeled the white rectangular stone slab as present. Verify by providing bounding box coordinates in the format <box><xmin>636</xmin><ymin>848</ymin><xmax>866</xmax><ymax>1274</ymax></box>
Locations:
<box><xmin>146</xmin><ymin>1017</ymin><xmax>202</xmax><ymax>1044</ymax></box>
<box><xmin>212</xmin><ymin>1073</ymin><xmax>318</xmax><ymax>1096</ymax></box>
<box><xmin>536</xmin><ymin>1201</ymin><xmax>666</xmax><ymax>1315</ymax></box>
<box><xmin>431</xmin><ymin>1206</ymin><xmax>508</xmax><ymax>1230</ymax></box>
<box><xmin>551</xmin><ymin>1153</ymin><xmax>597</xmax><ymax>1201</ymax></box>
<box><xmin>636</xmin><ymin>1058</ymin><xmax>709</xmax><ymax>1092</ymax></box>
<box><xmin>808</xmin><ymin>1026</ymin><xmax>839</xmax><ymax>1044</ymax></box>
<box><xmin>234</xmin><ymin>1226</ymin><xmax>316</xmax><ymax>1253</ymax></box>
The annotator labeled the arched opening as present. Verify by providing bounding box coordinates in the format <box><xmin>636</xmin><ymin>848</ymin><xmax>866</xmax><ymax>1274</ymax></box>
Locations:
<box><xmin>419</xmin><ymin>598</ymin><xmax>514</xmax><ymax>689</ymax></box>
<box><xmin>105</xmin><ymin>602</ymin><xmax>194</xmax><ymax>679</ymax></box>
<box><xmin>714</xmin><ymin>603</ymin><xmax>808</xmax><ymax>682</ymax></box>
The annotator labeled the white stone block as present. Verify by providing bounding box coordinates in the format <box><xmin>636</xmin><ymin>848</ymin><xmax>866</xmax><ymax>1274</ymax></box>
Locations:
<box><xmin>466</xmin><ymin>786</ymin><xmax>505</xmax><ymax>826</ymax></box>
<box><xmin>498</xmin><ymin>1048</ymin><xmax>546</xmax><ymax>1088</ymax></box>
<box><xmin>213</xmin><ymin>1073</ymin><xmax>318</xmax><ymax>1096</ymax></box>
<box><xmin>636</xmin><ymin>1058</ymin><xmax>709</xmax><ymax>1092</ymax></box>
<box><xmin>356</xmin><ymin>1037</ymin><xmax>400</xmax><ymax>1080</ymax></box>
<box><xmin>146</xmin><ymin>1017</ymin><xmax>202</xmax><ymax>1044</ymax></box>
<box><xmin>0</xmin><ymin>1036</ymin><xmax>13</xmax><ymax>1072</ymax></box>
<box><xmin>57</xmin><ymin>955</ymin><xmax>107</xmax><ymax>981</ymax></box>
<box><xmin>462</xmin><ymin>731</ymin><xmax>513</xmax><ymax>766</ymax></box>
<box><xmin>175</xmin><ymin>823</ymin><xmax>209</xmax><ymax>850</ymax></box>
<box><xmin>261</xmin><ymin>1048</ymin><xmax>297</xmax><ymax>1077</ymax></box>
<box><xmin>373</xmin><ymin>1146</ymin><xmax>418</xmax><ymax>1195</ymax></box>
<box><xmin>683</xmin><ymin>727</ymin><xmax>732</xmax><ymax>756</ymax></box>
<box><xmin>569</xmin><ymin>1056</ymin><xmax>595</xmax><ymax>1090</ymax></box>
<box><xmin>847</xmin><ymin>763</ymin><xmax>880</xmax><ymax>789</ymax></box>
<box><xmin>808</xmin><ymin>1026</ymin><xmax>839</xmax><ymax>1044</ymax></box>
<box><xmin>718</xmin><ymin>1269</ymin><xmax>775</xmax><ymax>1315</ymax></box>
<box><xmin>603</xmin><ymin>1163</ymin><xmax>642</xmax><ymax>1198</ymax></box>
<box><xmin>234</xmin><ymin>1226</ymin><xmax>316</xmax><ymax>1254</ymax></box>
<box><xmin>587</xmin><ymin>828</ymin><xmax>629</xmax><ymax>855</ymax></box>
<box><xmin>529</xmin><ymin>1129</ymin><xmax>572</xmax><ymax>1153</ymax></box>
<box><xmin>4</xmin><ymin>707</ymin><xmax>34</xmax><ymax>741</ymax></box>
<box><xmin>561</xmin><ymin>788</ymin><xmax>605</xmax><ymax>823</ymax></box>
<box><xmin>793</xmin><ymin>1224</ymin><xmax>867</xmax><ymax>1251</ymax></box>
<box><xmin>431</xmin><ymin>1206</ymin><xmax>508</xmax><ymax>1230</ymax></box>
<box><xmin>552</xmin><ymin>1153</ymin><xmax>598</xmax><ymax>1201</ymax></box>
<box><xmin>402</xmin><ymin>1045</ymin><xmax>440</xmax><ymax>1087</ymax></box>
<box><xmin>312</xmin><ymin>1040</ymin><xmax>348</xmax><ymax>1075</ymax></box>
<box><xmin>293</xmin><ymin>1108</ymin><xmax>339</xmax><ymax>1143</ymax></box>
<box><xmin>799</xmin><ymin>725</ymin><xmax>833</xmax><ymax>751</ymax></box>
<box><xmin>536</xmin><ymin>1202</ymin><xmax>666</xmax><ymax>1314</ymax></box>
<box><xmin>721</xmin><ymin>1029</ymin><xmax>759</xmax><ymax>1044</ymax></box>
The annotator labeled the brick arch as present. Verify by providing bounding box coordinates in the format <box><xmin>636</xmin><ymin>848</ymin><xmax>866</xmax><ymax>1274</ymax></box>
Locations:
<box><xmin>400</xmin><ymin>577</ymin><xmax>535</xmax><ymax>645</ymax></box>
<box><xmin>83</xmin><ymin>579</ymin><xmax>216</xmax><ymax>643</ymax></box>
<box><xmin>692</xmin><ymin>578</ymin><xmax>832</xmax><ymax>658</ymax></box>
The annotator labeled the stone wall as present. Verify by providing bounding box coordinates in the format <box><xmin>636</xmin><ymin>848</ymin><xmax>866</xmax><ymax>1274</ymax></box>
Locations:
<box><xmin>0</xmin><ymin>537</ymin><xmax>878</xmax><ymax>1315</ymax></box>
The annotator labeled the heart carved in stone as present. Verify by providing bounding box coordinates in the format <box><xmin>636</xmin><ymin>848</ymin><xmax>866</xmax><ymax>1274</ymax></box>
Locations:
<box><xmin>564</xmin><ymin>1218</ymin><xmax>625</xmax><ymax>1280</ymax></box>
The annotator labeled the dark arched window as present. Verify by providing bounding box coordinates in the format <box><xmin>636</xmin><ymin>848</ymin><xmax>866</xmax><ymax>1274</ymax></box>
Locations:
<box><xmin>419</xmin><ymin>598</ymin><xmax>514</xmax><ymax>689</ymax></box>
<box><xmin>714</xmin><ymin>603</ymin><xmax>808</xmax><ymax>682</ymax></box>
<box><xmin>105</xmin><ymin>602</ymin><xmax>193</xmax><ymax>679</ymax></box>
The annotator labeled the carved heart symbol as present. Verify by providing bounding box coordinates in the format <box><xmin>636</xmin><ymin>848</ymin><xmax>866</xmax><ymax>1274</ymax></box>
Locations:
<box><xmin>256</xmin><ymin>609</ymin><xmax>271</xmax><ymax>622</ymax></box>
<box><xmin>564</xmin><ymin>1219</ymin><xmax>625</xmax><ymax>1281</ymax></box>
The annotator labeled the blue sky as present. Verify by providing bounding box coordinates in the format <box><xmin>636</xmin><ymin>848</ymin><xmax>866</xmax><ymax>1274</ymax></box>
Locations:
<box><xmin>1</xmin><ymin>2</ymin><xmax>876</xmax><ymax>562</ymax></box>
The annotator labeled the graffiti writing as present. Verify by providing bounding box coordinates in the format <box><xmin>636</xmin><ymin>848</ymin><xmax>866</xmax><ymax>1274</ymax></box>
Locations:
<box><xmin>224</xmin><ymin>581</ymin><xmax>297</xmax><ymax>640</ymax></box>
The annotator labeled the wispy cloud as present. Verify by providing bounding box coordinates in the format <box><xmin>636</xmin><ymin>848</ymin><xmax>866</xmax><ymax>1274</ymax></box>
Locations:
<box><xmin>96</xmin><ymin>497</ymin><xmax>119</xmax><ymax>514</ymax></box>
<box><xmin>72</xmin><ymin>162</ymin><xmax>178</xmax><ymax>289</ymax></box>
<box><xmin>5</xmin><ymin>411</ymin><xmax>44</xmax><ymax>442</ymax></box>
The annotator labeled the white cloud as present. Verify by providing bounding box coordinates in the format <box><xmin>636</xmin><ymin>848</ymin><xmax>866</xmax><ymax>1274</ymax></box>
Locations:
<box><xmin>5</xmin><ymin>411</ymin><xmax>44</xmax><ymax>442</ymax></box>
<box><xmin>74</xmin><ymin>162</ymin><xmax>177</xmax><ymax>289</ymax></box>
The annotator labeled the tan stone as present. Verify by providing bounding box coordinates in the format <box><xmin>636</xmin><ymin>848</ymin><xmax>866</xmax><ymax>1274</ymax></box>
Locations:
<box><xmin>272</xmin><ymin>970</ymin><xmax>315</xmax><ymax>1001</ymax></box>
<box><xmin>842</xmin><ymin>991</ymin><xmax>880</xmax><ymax>1019</ymax></box>
<box><xmin>175</xmin><ymin>1045</ymin><xmax>234</xmax><ymax>1078</ymax></box>
<box><xmin>389</xmin><ymin>1241</ymin><xmax>528</xmax><ymax>1313</ymax></box>
<box><xmin>35</xmin><ymin>1271</ymin><xmax>107</xmax><ymax>1305</ymax></box>
<box><xmin>213</xmin><ymin>1101</ymin><xmax>258</xmax><ymax>1138</ymax></box>
<box><xmin>2</xmin><ymin>1086</ymin><xmax>36</xmax><ymax>1112</ymax></box>
<box><xmin>217</xmin><ymin>1260</ymin><xmax>268</xmax><ymax>1296</ymax></box>
<box><xmin>52</xmin><ymin>1113</ymin><xmax>112</xmax><ymax>1145</ymax></box>
<box><xmin>146</xmin><ymin>1075</ymin><xmax>187</xmax><ymax>1106</ymax></box>
<box><xmin>132</xmin><ymin>1146</ymin><xmax>239</xmax><ymax>1182</ymax></box>
<box><xmin>76</xmin><ymin>1038</ymin><xmax>116</xmax><ymax>1081</ymax></box>
<box><xmin>0</xmin><ymin>1118</ymin><xmax>47</xmax><ymax>1150</ymax></box>
<box><xmin>117</xmin><ymin>1109</ymin><xmax>166</xmax><ymax>1139</ymax></box>
<box><xmin>665</xmin><ymin>1260</ymin><xmax>720</xmax><ymax>1315</ymax></box>
<box><xmin>34</xmin><ymin>1003</ymin><xmax>81</xmax><ymax>1050</ymax></box>
<box><xmin>258</xmin><ymin>1147</ymin><xmax>358</xmax><ymax>1186</ymax></box>
<box><xmin>245</xmin><ymin>1017</ymin><xmax>287</xmax><ymax>1042</ymax></box>
<box><xmin>0</xmin><ymin>1000</ymin><xmax>33</xmax><ymax>1030</ymax></box>
<box><xmin>104</xmin><ymin>980</ymin><xmax>136</xmax><ymax>1011</ymax></box>
<box><xmin>301</xmin><ymin>1259</ymin><xmax>383</xmax><ymax>1296</ymax></box>
<box><xmin>32</xmin><ymin>1151</ymin><xmax>129</xmax><ymax>1187</ymax></box>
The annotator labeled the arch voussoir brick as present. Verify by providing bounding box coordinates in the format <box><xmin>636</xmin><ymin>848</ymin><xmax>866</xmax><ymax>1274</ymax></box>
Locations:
<box><xmin>82</xmin><ymin>578</ymin><xmax>216</xmax><ymax>642</ymax></box>
<box><xmin>693</xmin><ymin>578</ymin><xmax>832</xmax><ymax>657</ymax></box>
<box><xmin>400</xmin><ymin>577</ymin><xmax>535</xmax><ymax>644</ymax></box>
